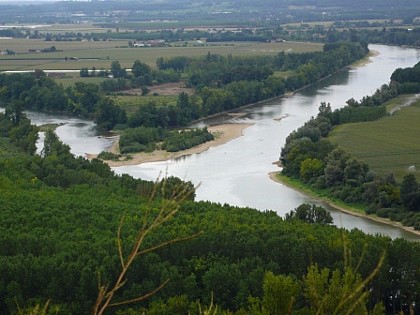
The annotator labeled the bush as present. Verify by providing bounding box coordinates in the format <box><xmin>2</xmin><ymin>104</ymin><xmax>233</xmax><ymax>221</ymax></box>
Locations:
<box><xmin>161</xmin><ymin>128</ymin><xmax>214</xmax><ymax>152</ymax></box>
<box><xmin>377</xmin><ymin>208</ymin><xmax>391</xmax><ymax>218</ymax></box>
<box><xmin>97</xmin><ymin>151</ymin><xmax>120</xmax><ymax>161</ymax></box>
<box><xmin>120</xmin><ymin>143</ymin><xmax>149</xmax><ymax>154</ymax></box>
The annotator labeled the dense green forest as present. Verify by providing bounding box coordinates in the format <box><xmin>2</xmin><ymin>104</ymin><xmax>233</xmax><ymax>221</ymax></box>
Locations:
<box><xmin>1</xmin><ymin>92</ymin><xmax>420</xmax><ymax>314</ymax></box>
<box><xmin>279</xmin><ymin>61</ymin><xmax>420</xmax><ymax>230</ymax></box>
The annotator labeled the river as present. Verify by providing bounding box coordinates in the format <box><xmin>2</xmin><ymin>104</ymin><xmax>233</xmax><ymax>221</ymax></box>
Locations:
<box><xmin>113</xmin><ymin>44</ymin><xmax>420</xmax><ymax>240</ymax></box>
<box><xmin>4</xmin><ymin>44</ymin><xmax>420</xmax><ymax>240</ymax></box>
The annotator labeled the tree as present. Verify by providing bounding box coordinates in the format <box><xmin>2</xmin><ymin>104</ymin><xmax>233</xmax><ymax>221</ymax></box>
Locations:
<box><xmin>400</xmin><ymin>174</ymin><xmax>420</xmax><ymax>211</ymax></box>
<box><xmin>285</xmin><ymin>204</ymin><xmax>333</xmax><ymax>225</ymax></box>
<box><xmin>304</xmin><ymin>264</ymin><xmax>379</xmax><ymax>315</ymax></box>
<box><xmin>300</xmin><ymin>158</ymin><xmax>324</xmax><ymax>182</ymax></box>
<box><xmin>303</xmin><ymin>240</ymin><xmax>386</xmax><ymax>315</ymax></box>
<box><xmin>80</xmin><ymin>67</ymin><xmax>90</xmax><ymax>77</ymax></box>
<box><xmin>343</xmin><ymin>158</ymin><xmax>368</xmax><ymax>186</ymax></box>
<box><xmin>132</xmin><ymin>60</ymin><xmax>151</xmax><ymax>78</ymax></box>
<box><xmin>4</xmin><ymin>100</ymin><xmax>24</xmax><ymax>125</ymax></box>
<box><xmin>324</xmin><ymin>149</ymin><xmax>350</xmax><ymax>187</ymax></box>
<box><xmin>261</xmin><ymin>272</ymin><xmax>299</xmax><ymax>315</ymax></box>
<box><xmin>110</xmin><ymin>61</ymin><xmax>126</xmax><ymax>78</ymax></box>
<box><xmin>177</xmin><ymin>92</ymin><xmax>194</xmax><ymax>125</ymax></box>
<box><xmin>41</xmin><ymin>129</ymin><xmax>71</xmax><ymax>158</ymax></box>
<box><xmin>94</xmin><ymin>97</ymin><xmax>127</xmax><ymax>130</ymax></box>
<box><xmin>318</xmin><ymin>102</ymin><xmax>332</xmax><ymax>118</ymax></box>
<box><xmin>6</xmin><ymin>106</ymin><xmax>39</xmax><ymax>155</ymax></box>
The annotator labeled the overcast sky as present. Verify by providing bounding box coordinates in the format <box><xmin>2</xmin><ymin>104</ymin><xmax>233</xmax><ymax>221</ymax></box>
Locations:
<box><xmin>0</xmin><ymin>0</ymin><xmax>54</xmax><ymax>2</ymax></box>
<box><xmin>0</xmin><ymin>0</ymin><xmax>86</xmax><ymax>2</ymax></box>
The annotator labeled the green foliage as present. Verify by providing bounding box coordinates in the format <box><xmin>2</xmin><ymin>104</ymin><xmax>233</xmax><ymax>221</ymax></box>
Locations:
<box><xmin>304</xmin><ymin>265</ymin><xmax>371</xmax><ymax>315</ymax></box>
<box><xmin>300</xmin><ymin>158</ymin><xmax>324</xmax><ymax>182</ymax></box>
<box><xmin>119</xmin><ymin>126</ymin><xmax>214</xmax><ymax>154</ymax></box>
<box><xmin>97</xmin><ymin>151</ymin><xmax>121</xmax><ymax>161</ymax></box>
<box><xmin>330</xmin><ymin>105</ymin><xmax>387</xmax><ymax>125</ymax></box>
<box><xmin>400</xmin><ymin>174</ymin><xmax>420</xmax><ymax>211</ymax></box>
<box><xmin>280</xmin><ymin>61</ymin><xmax>420</xmax><ymax>229</ymax></box>
<box><xmin>162</xmin><ymin>128</ymin><xmax>214</xmax><ymax>152</ymax></box>
<box><xmin>156</xmin><ymin>42</ymin><xmax>367</xmax><ymax>120</ymax></box>
<box><xmin>15</xmin><ymin>300</ymin><xmax>60</xmax><ymax>315</ymax></box>
<box><xmin>119</xmin><ymin>126</ymin><xmax>167</xmax><ymax>154</ymax></box>
<box><xmin>1</xmin><ymin>38</ymin><xmax>419</xmax><ymax>315</ymax></box>
<box><xmin>110</xmin><ymin>61</ymin><xmax>126</xmax><ymax>78</ymax></box>
<box><xmin>285</xmin><ymin>204</ymin><xmax>333</xmax><ymax>225</ymax></box>
<box><xmin>0</xmin><ymin>41</ymin><xmax>368</xmax><ymax>134</ymax></box>
<box><xmin>261</xmin><ymin>272</ymin><xmax>299</xmax><ymax>315</ymax></box>
<box><xmin>391</xmin><ymin>61</ymin><xmax>420</xmax><ymax>84</ymax></box>
<box><xmin>100</xmin><ymin>78</ymin><xmax>129</xmax><ymax>92</ymax></box>
<box><xmin>132</xmin><ymin>60</ymin><xmax>152</xmax><ymax>78</ymax></box>
<box><xmin>94</xmin><ymin>98</ymin><xmax>127</xmax><ymax>131</ymax></box>
<box><xmin>1</xmin><ymin>104</ymin><xmax>39</xmax><ymax>155</ymax></box>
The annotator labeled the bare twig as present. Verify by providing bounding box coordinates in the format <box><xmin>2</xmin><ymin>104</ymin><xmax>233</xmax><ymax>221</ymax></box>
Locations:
<box><xmin>92</xmin><ymin>176</ymin><xmax>201</xmax><ymax>315</ymax></box>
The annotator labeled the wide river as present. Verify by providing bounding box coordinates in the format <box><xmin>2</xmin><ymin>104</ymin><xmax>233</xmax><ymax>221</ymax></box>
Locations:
<box><xmin>10</xmin><ymin>44</ymin><xmax>420</xmax><ymax>240</ymax></box>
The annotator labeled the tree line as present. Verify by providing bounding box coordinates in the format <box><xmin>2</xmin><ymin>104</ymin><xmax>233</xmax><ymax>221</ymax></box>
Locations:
<box><xmin>148</xmin><ymin>41</ymin><xmax>369</xmax><ymax>124</ymax></box>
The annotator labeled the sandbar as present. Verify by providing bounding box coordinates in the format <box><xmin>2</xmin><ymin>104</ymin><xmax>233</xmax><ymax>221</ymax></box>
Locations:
<box><xmin>93</xmin><ymin>123</ymin><xmax>253</xmax><ymax>167</ymax></box>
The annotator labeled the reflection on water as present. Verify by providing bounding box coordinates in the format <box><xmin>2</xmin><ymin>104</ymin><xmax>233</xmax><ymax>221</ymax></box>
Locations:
<box><xmin>25</xmin><ymin>111</ymin><xmax>114</xmax><ymax>157</ymax></box>
<box><xmin>300</xmin><ymin>68</ymin><xmax>350</xmax><ymax>97</ymax></box>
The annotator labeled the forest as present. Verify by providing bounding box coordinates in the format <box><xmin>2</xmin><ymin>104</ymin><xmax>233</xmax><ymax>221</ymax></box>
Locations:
<box><xmin>1</xmin><ymin>99</ymin><xmax>420</xmax><ymax>315</ymax></box>
<box><xmin>279</xmin><ymin>61</ymin><xmax>420</xmax><ymax>231</ymax></box>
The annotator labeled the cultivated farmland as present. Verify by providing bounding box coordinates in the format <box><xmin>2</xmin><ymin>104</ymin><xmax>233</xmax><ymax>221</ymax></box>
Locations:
<box><xmin>329</xmin><ymin>96</ymin><xmax>420</xmax><ymax>181</ymax></box>
<box><xmin>0</xmin><ymin>38</ymin><xmax>322</xmax><ymax>71</ymax></box>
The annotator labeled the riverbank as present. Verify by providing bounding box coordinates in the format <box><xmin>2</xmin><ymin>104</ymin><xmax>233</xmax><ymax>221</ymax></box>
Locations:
<box><xmin>268</xmin><ymin>171</ymin><xmax>420</xmax><ymax>238</ymax></box>
<box><xmin>351</xmin><ymin>49</ymin><xmax>380</xmax><ymax>67</ymax></box>
<box><xmin>94</xmin><ymin>123</ymin><xmax>253</xmax><ymax>167</ymax></box>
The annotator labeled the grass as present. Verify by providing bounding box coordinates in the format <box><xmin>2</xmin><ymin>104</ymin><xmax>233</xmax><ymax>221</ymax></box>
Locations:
<box><xmin>54</xmin><ymin>76</ymin><xmax>109</xmax><ymax>89</ymax></box>
<box><xmin>0</xmin><ymin>39</ymin><xmax>322</xmax><ymax>71</ymax></box>
<box><xmin>274</xmin><ymin>173</ymin><xmax>367</xmax><ymax>215</ymax></box>
<box><xmin>329</xmin><ymin>97</ymin><xmax>420</xmax><ymax>181</ymax></box>
<box><xmin>383</xmin><ymin>94</ymin><xmax>416</xmax><ymax>113</ymax></box>
<box><xmin>111</xmin><ymin>94</ymin><xmax>177</xmax><ymax>116</ymax></box>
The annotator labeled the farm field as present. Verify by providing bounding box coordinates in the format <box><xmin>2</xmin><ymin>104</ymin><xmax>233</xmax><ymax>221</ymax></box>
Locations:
<box><xmin>329</xmin><ymin>96</ymin><xmax>420</xmax><ymax>181</ymax></box>
<box><xmin>0</xmin><ymin>38</ymin><xmax>322</xmax><ymax>71</ymax></box>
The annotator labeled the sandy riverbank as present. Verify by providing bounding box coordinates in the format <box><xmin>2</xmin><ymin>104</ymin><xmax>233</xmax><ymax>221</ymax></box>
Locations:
<box><xmin>351</xmin><ymin>49</ymin><xmax>380</xmax><ymax>67</ymax></box>
<box><xmin>93</xmin><ymin>123</ymin><xmax>253</xmax><ymax>167</ymax></box>
<box><xmin>268</xmin><ymin>171</ymin><xmax>420</xmax><ymax>238</ymax></box>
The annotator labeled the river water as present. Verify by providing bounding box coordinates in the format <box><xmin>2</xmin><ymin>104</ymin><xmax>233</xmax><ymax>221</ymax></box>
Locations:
<box><xmin>113</xmin><ymin>44</ymin><xmax>420</xmax><ymax>240</ymax></box>
<box><xmin>5</xmin><ymin>44</ymin><xmax>420</xmax><ymax>240</ymax></box>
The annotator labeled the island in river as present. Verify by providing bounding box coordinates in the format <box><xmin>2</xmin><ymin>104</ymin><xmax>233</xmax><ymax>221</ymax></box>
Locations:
<box><xmin>89</xmin><ymin>123</ymin><xmax>253</xmax><ymax>167</ymax></box>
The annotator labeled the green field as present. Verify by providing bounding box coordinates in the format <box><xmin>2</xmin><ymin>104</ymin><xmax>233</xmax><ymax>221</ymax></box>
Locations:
<box><xmin>329</xmin><ymin>97</ymin><xmax>420</xmax><ymax>181</ymax></box>
<box><xmin>0</xmin><ymin>38</ymin><xmax>322</xmax><ymax>71</ymax></box>
<box><xmin>111</xmin><ymin>94</ymin><xmax>177</xmax><ymax>116</ymax></box>
<box><xmin>53</xmin><ymin>75</ymin><xmax>108</xmax><ymax>88</ymax></box>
